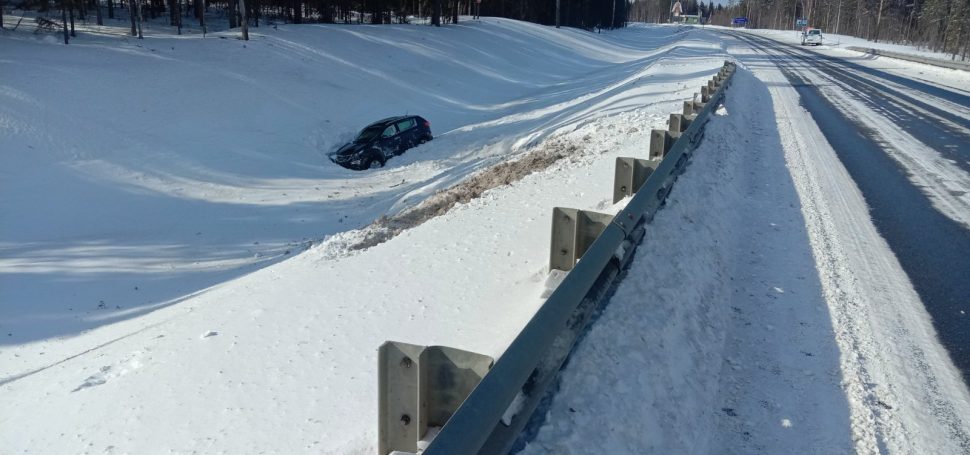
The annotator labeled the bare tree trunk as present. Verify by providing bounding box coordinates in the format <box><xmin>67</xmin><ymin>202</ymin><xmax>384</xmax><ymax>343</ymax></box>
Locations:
<box><xmin>239</xmin><ymin>0</ymin><xmax>248</xmax><ymax>39</ymax></box>
<box><xmin>292</xmin><ymin>0</ymin><xmax>301</xmax><ymax>23</ymax></box>
<box><xmin>136</xmin><ymin>0</ymin><xmax>143</xmax><ymax>38</ymax></box>
<box><xmin>62</xmin><ymin>1</ymin><xmax>70</xmax><ymax>43</ymax></box>
<box><xmin>874</xmin><ymin>0</ymin><xmax>885</xmax><ymax>41</ymax></box>
<box><xmin>834</xmin><ymin>0</ymin><xmax>841</xmax><ymax>33</ymax></box>
<box><xmin>128</xmin><ymin>0</ymin><xmax>137</xmax><ymax>34</ymax></box>
<box><xmin>69</xmin><ymin>0</ymin><xmax>76</xmax><ymax>35</ymax></box>
<box><xmin>94</xmin><ymin>0</ymin><xmax>103</xmax><ymax>24</ymax></box>
<box><xmin>108</xmin><ymin>0</ymin><xmax>114</xmax><ymax>18</ymax></box>
<box><xmin>431</xmin><ymin>0</ymin><xmax>440</xmax><ymax>25</ymax></box>
<box><xmin>452</xmin><ymin>0</ymin><xmax>457</xmax><ymax>23</ymax></box>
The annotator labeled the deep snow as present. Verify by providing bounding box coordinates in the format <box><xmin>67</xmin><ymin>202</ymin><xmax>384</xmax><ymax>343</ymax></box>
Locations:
<box><xmin>3</xmin><ymin>16</ymin><xmax>969</xmax><ymax>455</ymax></box>
<box><xmin>2</xmin><ymin>18</ymin><xmax>726</xmax><ymax>453</ymax></box>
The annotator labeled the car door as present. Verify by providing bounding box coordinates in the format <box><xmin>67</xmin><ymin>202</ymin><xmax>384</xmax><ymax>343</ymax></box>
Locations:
<box><xmin>378</xmin><ymin>124</ymin><xmax>399</xmax><ymax>158</ymax></box>
<box><xmin>395</xmin><ymin>118</ymin><xmax>418</xmax><ymax>152</ymax></box>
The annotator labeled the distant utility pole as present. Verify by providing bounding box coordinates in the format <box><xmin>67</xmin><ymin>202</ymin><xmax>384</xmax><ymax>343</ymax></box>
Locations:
<box><xmin>556</xmin><ymin>0</ymin><xmax>560</xmax><ymax>27</ymax></box>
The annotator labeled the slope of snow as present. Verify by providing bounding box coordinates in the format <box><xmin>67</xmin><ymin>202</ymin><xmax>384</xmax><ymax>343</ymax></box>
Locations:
<box><xmin>6</xmin><ymin>17</ymin><xmax>967</xmax><ymax>454</ymax></box>
<box><xmin>0</xmin><ymin>18</ymin><xmax>719</xmax><ymax>345</ymax></box>
<box><xmin>1</xmin><ymin>19</ymin><xmax>728</xmax><ymax>453</ymax></box>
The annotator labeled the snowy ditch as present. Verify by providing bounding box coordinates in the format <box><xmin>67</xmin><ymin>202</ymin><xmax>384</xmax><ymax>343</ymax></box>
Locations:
<box><xmin>392</xmin><ymin>62</ymin><xmax>738</xmax><ymax>455</ymax></box>
<box><xmin>319</xmin><ymin>138</ymin><xmax>582</xmax><ymax>256</ymax></box>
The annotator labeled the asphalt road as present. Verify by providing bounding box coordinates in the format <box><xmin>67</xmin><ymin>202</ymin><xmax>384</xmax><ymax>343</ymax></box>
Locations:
<box><xmin>730</xmin><ymin>32</ymin><xmax>970</xmax><ymax>380</ymax></box>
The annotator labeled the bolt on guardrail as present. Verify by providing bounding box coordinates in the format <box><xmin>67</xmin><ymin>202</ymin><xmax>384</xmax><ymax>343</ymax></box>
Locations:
<box><xmin>378</xmin><ymin>60</ymin><xmax>737</xmax><ymax>455</ymax></box>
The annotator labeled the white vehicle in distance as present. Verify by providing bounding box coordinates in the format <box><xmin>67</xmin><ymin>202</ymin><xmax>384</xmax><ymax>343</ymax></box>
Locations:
<box><xmin>801</xmin><ymin>28</ymin><xmax>823</xmax><ymax>46</ymax></box>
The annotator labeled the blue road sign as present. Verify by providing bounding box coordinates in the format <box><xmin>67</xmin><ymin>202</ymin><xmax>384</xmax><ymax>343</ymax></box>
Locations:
<box><xmin>796</xmin><ymin>18</ymin><xmax>808</xmax><ymax>27</ymax></box>
<box><xmin>733</xmin><ymin>17</ymin><xmax>748</xmax><ymax>25</ymax></box>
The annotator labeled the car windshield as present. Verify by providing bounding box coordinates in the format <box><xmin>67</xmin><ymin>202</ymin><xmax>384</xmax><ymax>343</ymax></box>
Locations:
<box><xmin>355</xmin><ymin>124</ymin><xmax>385</xmax><ymax>143</ymax></box>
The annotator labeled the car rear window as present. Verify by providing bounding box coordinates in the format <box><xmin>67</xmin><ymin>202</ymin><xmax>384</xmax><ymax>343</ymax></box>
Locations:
<box><xmin>396</xmin><ymin>118</ymin><xmax>416</xmax><ymax>131</ymax></box>
<box><xmin>809</xmin><ymin>30</ymin><xmax>821</xmax><ymax>35</ymax></box>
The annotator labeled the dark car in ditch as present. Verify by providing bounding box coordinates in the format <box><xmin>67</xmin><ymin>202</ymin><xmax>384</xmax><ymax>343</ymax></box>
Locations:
<box><xmin>329</xmin><ymin>115</ymin><xmax>433</xmax><ymax>170</ymax></box>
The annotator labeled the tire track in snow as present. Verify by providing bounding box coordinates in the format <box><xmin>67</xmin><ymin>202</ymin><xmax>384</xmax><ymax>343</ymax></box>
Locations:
<box><xmin>733</xmin><ymin>33</ymin><xmax>970</xmax><ymax>453</ymax></box>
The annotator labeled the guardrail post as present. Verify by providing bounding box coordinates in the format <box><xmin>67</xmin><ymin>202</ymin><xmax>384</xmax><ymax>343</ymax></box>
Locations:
<box><xmin>649</xmin><ymin>129</ymin><xmax>681</xmax><ymax>159</ymax></box>
<box><xmin>550</xmin><ymin>208</ymin><xmax>615</xmax><ymax>271</ymax></box>
<box><xmin>378</xmin><ymin>342</ymin><xmax>493</xmax><ymax>455</ymax></box>
<box><xmin>701</xmin><ymin>86</ymin><xmax>711</xmax><ymax>103</ymax></box>
<box><xmin>669</xmin><ymin>113</ymin><xmax>693</xmax><ymax>133</ymax></box>
<box><xmin>613</xmin><ymin>157</ymin><xmax>660</xmax><ymax>203</ymax></box>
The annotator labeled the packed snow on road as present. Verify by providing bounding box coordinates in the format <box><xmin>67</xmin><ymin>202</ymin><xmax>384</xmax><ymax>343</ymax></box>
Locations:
<box><xmin>2</xmin><ymin>15</ymin><xmax>969</xmax><ymax>454</ymax></box>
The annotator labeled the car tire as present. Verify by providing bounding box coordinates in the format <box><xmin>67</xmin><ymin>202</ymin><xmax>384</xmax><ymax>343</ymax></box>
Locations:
<box><xmin>364</xmin><ymin>150</ymin><xmax>385</xmax><ymax>169</ymax></box>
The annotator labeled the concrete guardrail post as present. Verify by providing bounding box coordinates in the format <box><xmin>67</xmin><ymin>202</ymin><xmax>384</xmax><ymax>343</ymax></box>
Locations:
<box><xmin>649</xmin><ymin>129</ymin><xmax>681</xmax><ymax>159</ymax></box>
<box><xmin>613</xmin><ymin>157</ymin><xmax>660</xmax><ymax>203</ymax></box>
<box><xmin>378</xmin><ymin>342</ymin><xmax>493</xmax><ymax>455</ymax></box>
<box><xmin>550</xmin><ymin>207</ymin><xmax>615</xmax><ymax>272</ymax></box>
<box><xmin>669</xmin><ymin>113</ymin><xmax>694</xmax><ymax>133</ymax></box>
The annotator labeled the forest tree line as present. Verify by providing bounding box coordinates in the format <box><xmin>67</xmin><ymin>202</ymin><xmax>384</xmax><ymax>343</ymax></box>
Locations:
<box><xmin>2</xmin><ymin>0</ymin><xmax>966</xmax><ymax>60</ymax></box>
<box><xmin>630</xmin><ymin>0</ymin><xmax>969</xmax><ymax>60</ymax></box>
<box><xmin>1</xmin><ymin>0</ymin><xmax>628</xmax><ymax>43</ymax></box>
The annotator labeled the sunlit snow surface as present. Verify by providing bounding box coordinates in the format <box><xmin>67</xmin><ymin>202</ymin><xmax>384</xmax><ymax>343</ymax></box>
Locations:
<box><xmin>3</xmin><ymin>15</ymin><xmax>969</xmax><ymax>454</ymax></box>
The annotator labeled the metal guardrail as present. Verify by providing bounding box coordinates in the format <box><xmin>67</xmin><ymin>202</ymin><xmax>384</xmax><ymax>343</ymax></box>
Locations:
<box><xmin>847</xmin><ymin>46</ymin><xmax>970</xmax><ymax>71</ymax></box>
<box><xmin>381</xmin><ymin>61</ymin><xmax>738</xmax><ymax>455</ymax></box>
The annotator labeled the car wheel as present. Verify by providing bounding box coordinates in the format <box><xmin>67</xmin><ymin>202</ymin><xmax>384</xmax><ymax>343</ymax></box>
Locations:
<box><xmin>364</xmin><ymin>149</ymin><xmax>385</xmax><ymax>169</ymax></box>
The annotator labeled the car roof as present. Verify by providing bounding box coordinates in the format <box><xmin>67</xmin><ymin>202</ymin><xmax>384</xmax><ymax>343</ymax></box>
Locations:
<box><xmin>367</xmin><ymin>115</ymin><xmax>420</xmax><ymax>128</ymax></box>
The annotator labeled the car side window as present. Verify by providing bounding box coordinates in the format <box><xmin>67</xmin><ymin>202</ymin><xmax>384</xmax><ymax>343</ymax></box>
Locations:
<box><xmin>396</xmin><ymin>118</ymin><xmax>416</xmax><ymax>132</ymax></box>
<box><xmin>382</xmin><ymin>125</ymin><xmax>397</xmax><ymax>138</ymax></box>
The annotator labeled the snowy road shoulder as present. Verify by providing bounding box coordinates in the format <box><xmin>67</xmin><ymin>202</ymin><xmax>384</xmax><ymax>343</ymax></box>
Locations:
<box><xmin>519</xmin><ymin>69</ymin><xmax>856</xmax><ymax>454</ymax></box>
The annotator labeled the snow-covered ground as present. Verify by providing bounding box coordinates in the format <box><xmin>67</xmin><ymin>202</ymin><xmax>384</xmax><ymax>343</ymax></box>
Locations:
<box><xmin>1</xmin><ymin>17</ymin><xmax>728</xmax><ymax>453</ymax></box>
<box><xmin>3</xmin><ymin>15</ymin><xmax>969</xmax><ymax>454</ymax></box>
